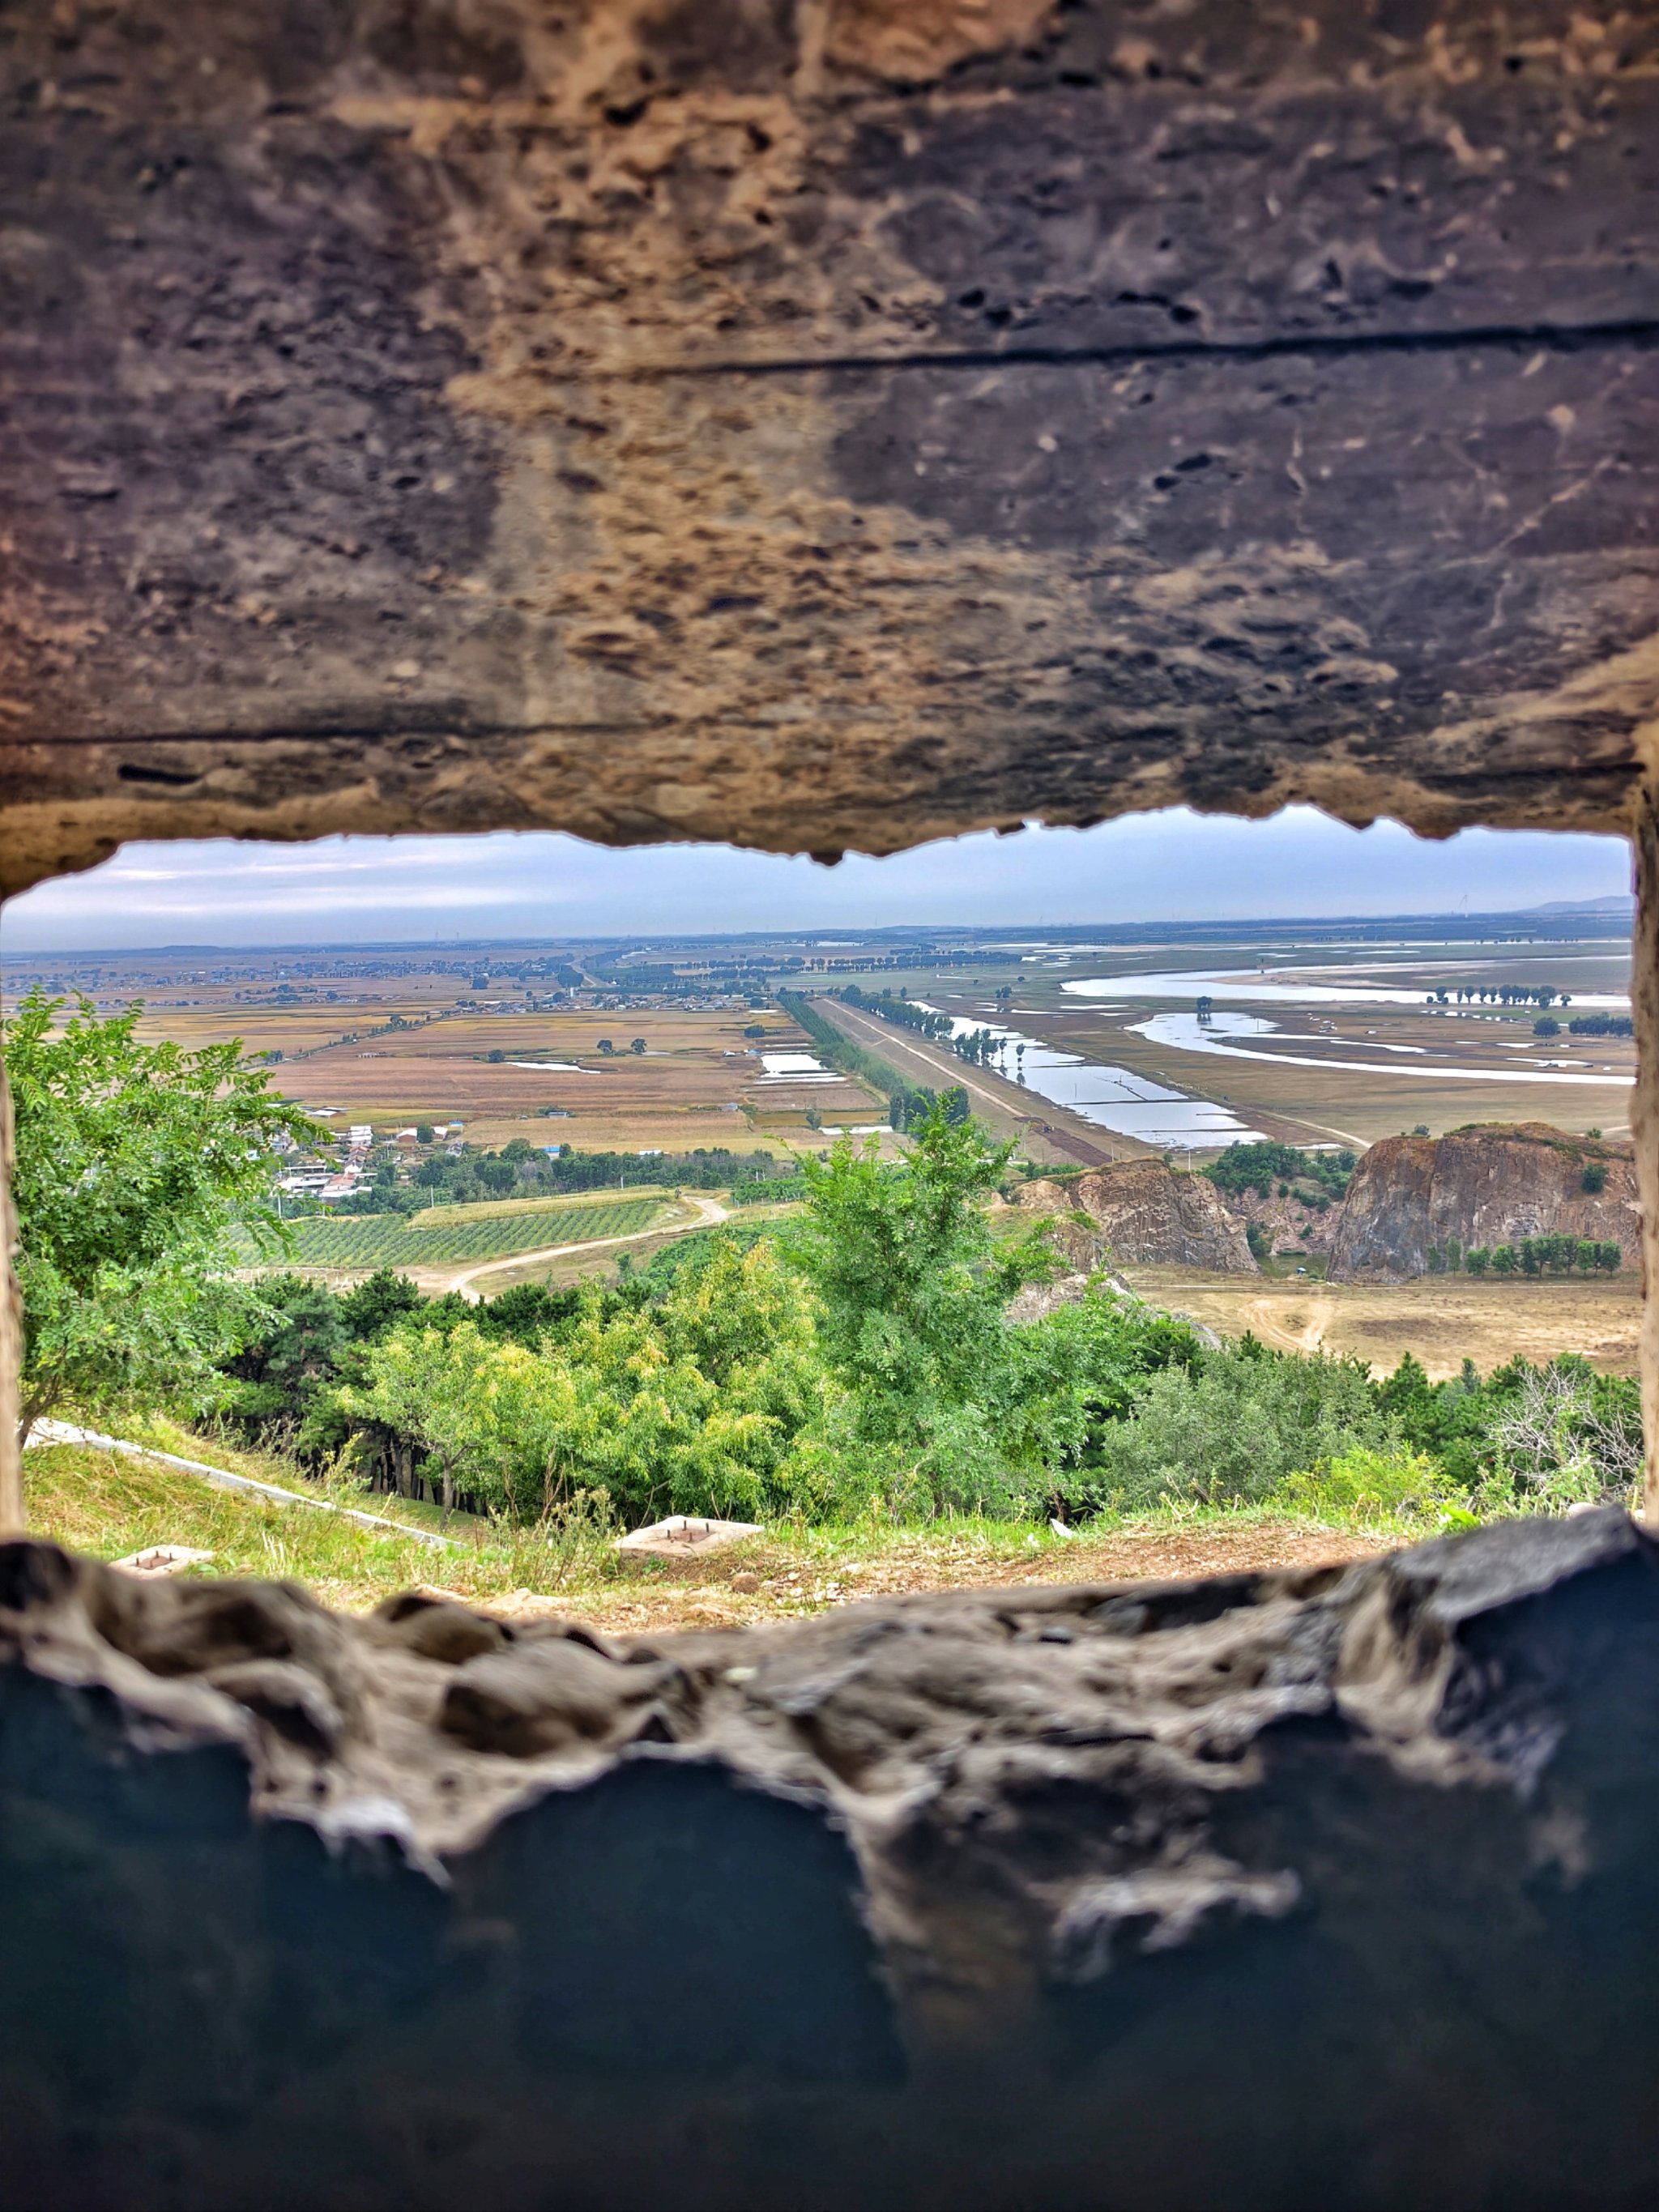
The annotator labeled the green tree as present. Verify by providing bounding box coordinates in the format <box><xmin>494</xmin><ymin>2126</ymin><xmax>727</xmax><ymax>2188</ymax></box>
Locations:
<box><xmin>5</xmin><ymin>991</ymin><xmax>310</xmax><ymax>1451</ymax></box>
<box><xmin>787</xmin><ymin>1103</ymin><xmax>1048</xmax><ymax>1504</ymax></box>
<box><xmin>339</xmin><ymin>1240</ymin><xmax>830</xmax><ymax>1523</ymax></box>
<box><xmin>629</xmin><ymin>1037</ymin><xmax>647</xmax><ymax>1055</ymax></box>
<box><xmin>1081</xmin><ymin>1343</ymin><xmax>1394</xmax><ymax>1512</ymax></box>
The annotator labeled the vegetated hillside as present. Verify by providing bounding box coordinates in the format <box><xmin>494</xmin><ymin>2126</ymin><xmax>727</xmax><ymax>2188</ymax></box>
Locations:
<box><xmin>1020</xmin><ymin>1161</ymin><xmax>1256</xmax><ymax>1273</ymax></box>
<box><xmin>1203</xmin><ymin>1142</ymin><xmax>1357</xmax><ymax>1261</ymax></box>
<box><xmin>1328</xmin><ymin>1123</ymin><xmax>1638</xmax><ymax>1284</ymax></box>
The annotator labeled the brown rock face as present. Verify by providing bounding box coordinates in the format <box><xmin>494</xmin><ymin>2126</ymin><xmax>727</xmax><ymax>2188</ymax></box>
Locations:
<box><xmin>1328</xmin><ymin>1123</ymin><xmax>1640</xmax><ymax>1283</ymax></box>
<box><xmin>8</xmin><ymin>1519</ymin><xmax>1659</xmax><ymax>2207</ymax></box>
<box><xmin>3</xmin><ymin>0</ymin><xmax>1659</xmax><ymax>891</ymax></box>
<box><xmin>1062</xmin><ymin>1160</ymin><xmax>1256</xmax><ymax>1272</ymax></box>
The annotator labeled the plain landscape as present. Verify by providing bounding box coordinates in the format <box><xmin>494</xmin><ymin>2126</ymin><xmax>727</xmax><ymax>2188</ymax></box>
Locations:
<box><xmin>3</xmin><ymin>893</ymin><xmax>1640</xmax><ymax>1628</ymax></box>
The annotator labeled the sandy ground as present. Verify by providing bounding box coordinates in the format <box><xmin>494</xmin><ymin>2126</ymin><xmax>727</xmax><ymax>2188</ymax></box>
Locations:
<box><xmin>1119</xmin><ymin>1264</ymin><xmax>1640</xmax><ymax>1379</ymax></box>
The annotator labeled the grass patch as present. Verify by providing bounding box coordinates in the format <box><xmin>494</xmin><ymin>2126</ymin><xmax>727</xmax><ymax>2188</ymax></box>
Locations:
<box><xmin>20</xmin><ymin>1427</ymin><xmax>1442</xmax><ymax>1631</ymax></box>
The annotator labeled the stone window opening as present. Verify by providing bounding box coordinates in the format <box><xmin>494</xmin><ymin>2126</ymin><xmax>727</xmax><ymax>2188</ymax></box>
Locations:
<box><xmin>4</xmin><ymin>2</ymin><xmax>1659</xmax><ymax>2197</ymax></box>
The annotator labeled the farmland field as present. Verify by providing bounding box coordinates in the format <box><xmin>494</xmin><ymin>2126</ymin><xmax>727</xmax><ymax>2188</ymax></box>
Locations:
<box><xmin>240</xmin><ymin>1196</ymin><xmax>667</xmax><ymax>1271</ymax></box>
<box><xmin>407</xmin><ymin>1187</ymin><xmax>665</xmax><ymax>1226</ymax></box>
<box><xmin>911</xmin><ymin>934</ymin><xmax>1634</xmax><ymax>1152</ymax></box>
<box><xmin>122</xmin><ymin>1001</ymin><xmax>885</xmax><ymax>1153</ymax></box>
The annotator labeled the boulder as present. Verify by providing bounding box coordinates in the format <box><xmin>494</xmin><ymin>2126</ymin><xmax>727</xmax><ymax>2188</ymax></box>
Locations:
<box><xmin>1057</xmin><ymin>1160</ymin><xmax>1256</xmax><ymax>1272</ymax></box>
<box><xmin>1328</xmin><ymin>1123</ymin><xmax>1640</xmax><ymax>1284</ymax></box>
<box><xmin>7</xmin><ymin>1521</ymin><xmax>1659</xmax><ymax>2206</ymax></box>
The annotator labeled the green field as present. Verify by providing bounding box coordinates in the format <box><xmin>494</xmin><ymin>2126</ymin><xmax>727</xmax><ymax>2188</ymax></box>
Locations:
<box><xmin>409</xmin><ymin>1187</ymin><xmax>665</xmax><ymax>1227</ymax></box>
<box><xmin>241</xmin><ymin>1196</ymin><xmax>667</xmax><ymax>1269</ymax></box>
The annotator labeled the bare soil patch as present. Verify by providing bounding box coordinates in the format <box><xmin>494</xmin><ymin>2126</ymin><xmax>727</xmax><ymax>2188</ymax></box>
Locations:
<box><xmin>1120</xmin><ymin>1264</ymin><xmax>1640</xmax><ymax>1379</ymax></box>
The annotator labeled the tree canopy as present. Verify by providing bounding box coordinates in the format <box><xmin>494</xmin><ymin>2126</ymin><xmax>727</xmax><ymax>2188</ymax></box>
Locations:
<box><xmin>6</xmin><ymin>990</ymin><xmax>309</xmax><ymax>1447</ymax></box>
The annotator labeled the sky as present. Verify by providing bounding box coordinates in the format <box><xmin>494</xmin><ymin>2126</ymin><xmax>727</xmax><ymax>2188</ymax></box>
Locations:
<box><xmin>0</xmin><ymin>807</ymin><xmax>1631</xmax><ymax>953</ymax></box>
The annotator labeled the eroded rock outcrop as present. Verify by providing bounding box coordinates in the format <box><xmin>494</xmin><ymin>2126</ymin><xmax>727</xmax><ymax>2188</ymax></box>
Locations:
<box><xmin>1023</xmin><ymin>1161</ymin><xmax>1256</xmax><ymax>1272</ymax></box>
<box><xmin>12</xmin><ymin>1518</ymin><xmax>1659</xmax><ymax>2207</ymax></box>
<box><xmin>1328</xmin><ymin>1123</ymin><xmax>1639</xmax><ymax>1284</ymax></box>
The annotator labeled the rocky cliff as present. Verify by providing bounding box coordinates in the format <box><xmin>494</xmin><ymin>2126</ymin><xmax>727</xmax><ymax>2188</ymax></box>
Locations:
<box><xmin>1328</xmin><ymin>1123</ymin><xmax>1639</xmax><ymax>1284</ymax></box>
<box><xmin>8</xmin><ymin>1519</ymin><xmax>1659</xmax><ymax>2208</ymax></box>
<box><xmin>1021</xmin><ymin>1161</ymin><xmax>1256</xmax><ymax>1274</ymax></box>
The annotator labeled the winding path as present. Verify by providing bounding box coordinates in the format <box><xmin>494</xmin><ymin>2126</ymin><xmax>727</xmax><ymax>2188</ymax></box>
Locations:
<box><xmin>446</xmin><ymin>1191</ymin><xmax>731</xmax><ymax>1303</ymax></box>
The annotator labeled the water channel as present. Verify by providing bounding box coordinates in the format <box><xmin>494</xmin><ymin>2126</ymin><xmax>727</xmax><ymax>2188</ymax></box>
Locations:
<box><xmin>913</xmin><ymin>1007</ymin><xmax>1265</xmax><ymax>1150</ymax></box>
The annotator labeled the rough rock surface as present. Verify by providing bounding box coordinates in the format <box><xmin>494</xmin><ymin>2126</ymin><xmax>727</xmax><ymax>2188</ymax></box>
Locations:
<box><xmin>1011</xmin><ymin>1183</ymin><xmax>1111</xmax><ymax>1266</ymax></box>
<box><xmin>4</xmin><ymin>0</ymin><xmax>1659</xmax><ymax>892</ymax></box>
<box><xmin>1054</xmin><ymin>1160</ymin><xmax>1257</xmax><ymax>1272</ymax></box>
<box><xmin>1328</xmin><ymin>1122</ymin><xmax>1640</xmax><ymax>1283</ymax></box>
<box><xmin>1004</xmin><ymin>1268</ymin><xmax>1094</xmax><ymax>1323</ymax></box>
<box><xmin>7</xmin><ymin>1519</ymin><xmax>1659</xmax><ymax>2207</ymax></box>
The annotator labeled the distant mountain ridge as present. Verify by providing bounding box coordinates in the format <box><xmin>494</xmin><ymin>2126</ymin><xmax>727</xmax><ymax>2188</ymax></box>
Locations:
<box><xmin>1520</xmin><ymin>894</ymin><xmax>1634</xmax><ymax>916</ymax></box>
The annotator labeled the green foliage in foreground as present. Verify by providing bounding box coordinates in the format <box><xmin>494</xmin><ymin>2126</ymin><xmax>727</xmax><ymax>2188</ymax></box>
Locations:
<box><xmin>6</xmin><ymin>989</ymin><xmax>311</xmax><ymax>1448</ymax></box>
<box><xmin>211</xmin><ymin>1099</ymin><xmax>1639</xmax><ymax>1534</ymax></box>
<box><xmin>19</xmin><ymin>1004</ymin><xmax>1635</xmax><ymax>1541</ymax></box>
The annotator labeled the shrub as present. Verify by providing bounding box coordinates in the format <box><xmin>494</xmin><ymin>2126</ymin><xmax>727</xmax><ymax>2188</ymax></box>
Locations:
<box><xmin>1074</xmin><ymin>1344</ymin><xmax>1394</xmax><ymax>1513</ymax></box>
<box><xmin>1274</xmin><ymin>1445</ymin><xmax>1460</xmax><ymax>1525</ymax></box>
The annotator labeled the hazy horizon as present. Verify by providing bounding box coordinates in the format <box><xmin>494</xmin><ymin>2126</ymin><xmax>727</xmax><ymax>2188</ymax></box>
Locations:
<box><xmin>0</xmin><ymin>807</ymin><xmax>1631</xmax><ymax>955</ymax></box>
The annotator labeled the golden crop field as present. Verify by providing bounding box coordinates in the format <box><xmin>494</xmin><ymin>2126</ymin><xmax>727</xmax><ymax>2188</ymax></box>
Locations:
<box><xmin>131</xmin><ymin>1002</ymin><xmax>885</xmax><ymax>1149</ymax></box>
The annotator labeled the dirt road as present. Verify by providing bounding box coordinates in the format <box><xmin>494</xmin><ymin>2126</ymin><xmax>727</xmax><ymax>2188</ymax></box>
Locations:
<box><xmin>812</xmin><ymin>996</ymin><xmax>1134</xmax><ymax>1167</ymax></box>
<box><xmin>1117</xmin><ymin>1264</ymin><xmax>1641</xmax><ymax>1379</ymax></box>
<box><xmin>446</xmin><ymin>1190</ymin><xmax>731</xmax><ymax>1302</ymax></box>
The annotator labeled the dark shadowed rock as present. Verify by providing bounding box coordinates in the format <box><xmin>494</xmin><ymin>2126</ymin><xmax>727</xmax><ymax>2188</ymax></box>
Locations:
<box><xmin>7</xmin><ymin>1518</ymin><xmax>1659</xmax><ymax>2207</ymax></box>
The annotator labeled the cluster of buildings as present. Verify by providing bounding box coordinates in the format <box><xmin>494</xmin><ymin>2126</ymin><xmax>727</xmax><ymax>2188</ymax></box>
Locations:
<box><xmin>276</xmin><ymin>1122</ymin><xmax>374</xmax><ymax>1202</ymax></box>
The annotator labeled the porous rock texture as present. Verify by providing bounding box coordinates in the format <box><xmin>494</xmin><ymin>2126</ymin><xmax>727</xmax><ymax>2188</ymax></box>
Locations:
<box><xmin>15</xmin><ymin>1515</ymin><xmax>1659</xmax><ymax>2208</ymax></box>
<box><xmin>1056</xmin><ymin>1158</ymin><xmax>1257</xmax><ymax>1272</ymax></box>
<box><xmin>5</xmin><ymin>0</ymin><xmax>1659</xmax><ymax>893</ymax></box>
<box><xmin>1328</xmin><ymin>1120</ymin><xmax>1640</xmax><ymax>1282</ymax></box>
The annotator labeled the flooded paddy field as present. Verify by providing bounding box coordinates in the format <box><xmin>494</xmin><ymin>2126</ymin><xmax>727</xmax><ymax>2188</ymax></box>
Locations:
<box><xmin>911</xmin><ymin>931</ymin><xmax>1634</xmax><ymax>1151</ymax></box>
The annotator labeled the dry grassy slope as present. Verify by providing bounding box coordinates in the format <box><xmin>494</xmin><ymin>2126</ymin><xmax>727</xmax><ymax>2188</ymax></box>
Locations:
<box><xmin>1119</xmin><ymin>1265</ymin><xmax>1640</xmax><ymax>1382</ymax></box>
<box><xmin>22</xmin><ymin>1439</ymin><xmax>1385</xmax><ymax>1637</ymax></box>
